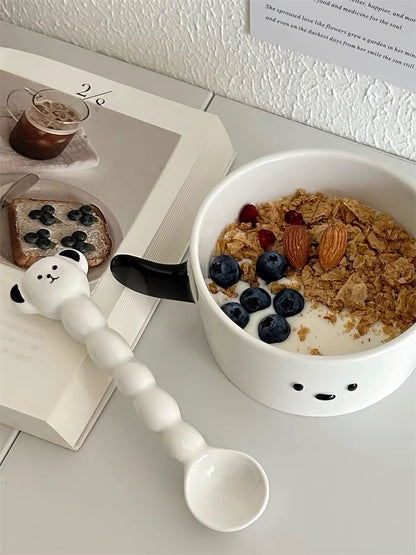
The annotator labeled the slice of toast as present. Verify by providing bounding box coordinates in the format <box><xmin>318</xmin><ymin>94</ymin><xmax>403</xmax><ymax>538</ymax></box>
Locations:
<box><xmin>8</xmin><ymin>198</ymin><xmax>112</xmax><ymax>268</ymax></box>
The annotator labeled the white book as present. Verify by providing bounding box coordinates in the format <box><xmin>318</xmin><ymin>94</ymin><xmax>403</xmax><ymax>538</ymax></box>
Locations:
<box><xmin>0</xmin><ymin>49</ymin><xmax>235</xmax><ymax>449</ymax></box>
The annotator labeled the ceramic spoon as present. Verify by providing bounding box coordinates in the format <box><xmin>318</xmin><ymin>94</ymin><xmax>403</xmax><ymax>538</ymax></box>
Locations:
<box><xmin>9</xmin><ymin>249</ymin><xmax>269</xmax><ymax>532</ymax></box>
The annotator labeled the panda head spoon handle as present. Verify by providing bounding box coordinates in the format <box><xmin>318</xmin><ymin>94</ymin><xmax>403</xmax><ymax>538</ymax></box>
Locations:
<box><xmin>9</xmin><ymin>249</ymin><xmax>269</xmax><ymax>532</ymax></box>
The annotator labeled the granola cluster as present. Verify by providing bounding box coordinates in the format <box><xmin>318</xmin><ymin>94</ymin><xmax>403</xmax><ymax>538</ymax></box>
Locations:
<box><xmin>213</xmin><ymin>190</ymin><xmax>416</xmax><ymax>340</ymax></box>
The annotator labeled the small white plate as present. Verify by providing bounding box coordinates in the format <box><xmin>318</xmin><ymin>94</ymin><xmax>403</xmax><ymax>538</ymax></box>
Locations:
<box><xmin>0</xmin><ymin>178</ymin><xmax>123</xmax><ymax>283</ymax></box>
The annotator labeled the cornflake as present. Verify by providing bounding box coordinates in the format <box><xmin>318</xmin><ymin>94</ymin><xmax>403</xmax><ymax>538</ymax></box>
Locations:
<box><xmin>297</xmin><ymin>326</ymin><xmax>310</xmax><ymax>342</ymax></box>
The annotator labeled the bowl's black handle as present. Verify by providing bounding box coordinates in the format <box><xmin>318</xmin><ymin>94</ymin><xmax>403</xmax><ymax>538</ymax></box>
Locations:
<box><xmin>110</xmin><ymin>254</ymin><xmax>195</xmax><ymax>303</ymax></box>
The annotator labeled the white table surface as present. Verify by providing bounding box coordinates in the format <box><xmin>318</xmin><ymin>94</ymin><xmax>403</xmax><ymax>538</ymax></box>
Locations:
<box><xmin>1</xmin><ymin>23</ymin><xmax>415</xmax><ymax>555</ymax></box>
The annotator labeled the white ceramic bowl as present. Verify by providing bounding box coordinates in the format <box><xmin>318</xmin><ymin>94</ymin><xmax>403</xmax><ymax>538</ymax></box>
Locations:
<box><xmin>112</xmin><ymin>149</ymin><xmax>416</xmax><ymax>417</ymax></box>
<box><xmin>188</xmin><ymin>149</ymin><xmax>416</xmax><ymax>416</ymax></box>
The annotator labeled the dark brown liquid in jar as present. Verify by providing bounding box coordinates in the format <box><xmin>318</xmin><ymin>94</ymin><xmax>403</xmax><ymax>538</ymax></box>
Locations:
<box><xmin>9</xmin><ymin>101</ymin><xmax>80</xmax><ymax>160</ymax></box>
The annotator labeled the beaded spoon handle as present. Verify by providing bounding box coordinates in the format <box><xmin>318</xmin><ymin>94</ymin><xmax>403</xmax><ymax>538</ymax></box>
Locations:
<box><xmin>9</xmin><ymin>249</ymin><xmax>269</xmax><ymax>532</ymax></box>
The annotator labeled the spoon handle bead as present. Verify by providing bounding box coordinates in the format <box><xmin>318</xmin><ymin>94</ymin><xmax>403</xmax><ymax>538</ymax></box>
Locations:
<box><xmin>112</xmin><ymin>360</ymin><xmax>156</xmax><ymax>397</ymax></box>
<box><xmin>162</xmin><ymin>421</ymin><xmax>207</xmax><ymax>464</ymax></box>
<box><xmin>61</xmin><ymin>296</ymin><xmax>107</xmax><ymax>342</ymax></box>
<box><xmin>134</xmin><ymin>385</ymin><xmax>181</xmax><ymax>433</ymax></box>
<box><xmin>86</xmin><ymin>327</ymin><xmax>135</xmax><ymax>371</ymax></box>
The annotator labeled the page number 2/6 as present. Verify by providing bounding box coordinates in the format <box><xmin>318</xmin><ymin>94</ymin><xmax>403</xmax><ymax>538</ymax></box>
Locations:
<box><xmin>76</xmin><ymin>83</ymin><xmax>111</xmax><ymax>106</ymax></box>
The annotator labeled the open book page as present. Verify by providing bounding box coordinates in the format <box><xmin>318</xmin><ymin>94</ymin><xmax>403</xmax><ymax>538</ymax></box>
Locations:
<box><xmin>0</xmin><ymin>69</ymin><xmax>181</xmax><ymax>239</ymax></box>
<box><xmin>0</xmin><ymin>263</ymin><xmax>88</xmax><ymax>416</ymax></box>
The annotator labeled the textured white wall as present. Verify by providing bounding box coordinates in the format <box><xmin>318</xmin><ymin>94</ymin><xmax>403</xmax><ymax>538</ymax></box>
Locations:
<box><xmin>1</xmin><ymin>0</ymin><xmax>415</xmax><ymax>160</ymax></box>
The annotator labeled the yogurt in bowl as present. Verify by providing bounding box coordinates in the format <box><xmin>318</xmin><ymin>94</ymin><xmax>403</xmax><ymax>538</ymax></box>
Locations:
<box><xmin>206</xmin><ymin>188</ymin><xmax>415</xmax><ymax>357</ymax></box>
<box><xmin>111</xmin><ymin>150</ymin><xmax>416</xmax><ymax>417</ymax></box>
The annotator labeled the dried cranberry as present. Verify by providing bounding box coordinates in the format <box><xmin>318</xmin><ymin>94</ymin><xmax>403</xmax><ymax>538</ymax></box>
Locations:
<box><xmin>258</xmin><ymin>229</ymin><xmax>276</xmax><ymax>249</ymax></box>
<box><xmin>239</xmin><ymin>204</ymin><xmax>258</xmax><ymax>225</ymax></box>
<box><xmin>285</xmin><ymin>210</ymin><xmax>304</xmax><ymax>225</ymax></box>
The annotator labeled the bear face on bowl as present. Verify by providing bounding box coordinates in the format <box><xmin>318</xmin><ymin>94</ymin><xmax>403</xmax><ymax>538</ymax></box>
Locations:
<box><xmin>111</xmin><ymin>149</ymin><xmax>416</xmax><ymax>417</ymax></box>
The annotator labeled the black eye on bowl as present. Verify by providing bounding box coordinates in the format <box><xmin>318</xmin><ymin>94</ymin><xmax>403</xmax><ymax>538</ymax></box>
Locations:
<box><xmin>347</xmin><ymin>383</ymin><xmax>358</xmax><ymax>391</ymax></box>
<box><xmin>292</xmin><ymin>383</ymin><xmax>304</xmax><ymax>391</ymax></box>
<box><xmin>52</xmin><ymin>265</ymin><xmax>58</xmax><ymax>270</ymax></box>
<box><xmin>37</xmin><ymin>275</ymin><xmax>42</xmax><ymax>280</ymax></box>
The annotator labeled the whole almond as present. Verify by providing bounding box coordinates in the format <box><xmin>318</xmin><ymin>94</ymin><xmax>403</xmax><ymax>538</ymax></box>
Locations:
<box><xmin>319</xmin><ymin>224</ymin><xmax>348</xmax><ymax>270</ymax></box>
<box><xmin>283</xmin><ymin>225</ymin><xmax>310</xmax><ymax>269</ymax></box>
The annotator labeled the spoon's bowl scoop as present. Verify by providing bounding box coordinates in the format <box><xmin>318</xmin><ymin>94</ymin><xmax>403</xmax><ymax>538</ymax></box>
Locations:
<box><xmin>185</xmin><ymin>448</ymin><xmax>269</xmax><ymax>532</ymax></box>
<box><xmin>8</xmin><ymin>248</ymin><xmax>269</xmax><ymax>532</ymax></box>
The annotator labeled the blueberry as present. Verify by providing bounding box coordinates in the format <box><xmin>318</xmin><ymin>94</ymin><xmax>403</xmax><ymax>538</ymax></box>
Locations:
<box><xmin>61</xmin><ymin>235</ymin><xmax>75</xmax><ymax>247</ymax></box>
<box><xmin>40</xmin><ymin>213</ymin><xmax>55</xmax><ymax>225</ymax></box>
<box><xmin>68</xmin><ymin>209</ymin><xmax>82</xmax><ymax>221</ymax></box>
<box><xmin>29</xmin><ymin>209</ymin><xmax>42</xmax><ymax>219</ymax></box>
<box><xmin>221</xmin><ymin>302</ymin><xmax>249</xmax><ymax>329</ymax></box>
<box><xmin>41</xmin><ymin>204</ymin><xmax>55</xmax><ymax>214</ymax></box>
<box><xmin>256</xmin><ymin>251</ymin><xmax>287</xmax><ymax>282</ymax></box>
<box><xmin>36</xmin><ymin>237</ymin><xmax>52</xmax><ymax>250</ymax></box>
<box><xmin>24</xmin><ymin>232</ymin><xmax>39</xmax><ymax>244</ymax></box>
<box><xmin>209</xmin><ymin>255</ymin><xmax>241</xmax><ymax>288</ymax></box>
<box><xmin>258</xmin><ymin>314</ymin><xmax>290</xmax><ymax>343</ymax></box>
<box><xmin>72</xmin><ymin>230</ymin><xmax>87</xmax><ymax>241</ymax></box>
<box><xmin>37</xmin><ymin>228</ymin><xmax>50</xmax><ymax>239</ymax></box>
<box><xmin>80</xmin><ymin>205</ymin><xmax>93</xmax><ymax>215</ymax></box>
<box><xmin>80</xmin><ymin>214</ymin><xmax>94</xmax><ymax>226</ymax></box>
<box><xmin>73</xmin><ymin>240</ymin><xmax>88</xmax><ymax>253</ymax></box>
<box><xmin>273</xmin><ymin>288</ymin><xmax>305</xmax><ymax>317</ymax></box>
<box><xmin>240</xmin><ymin>287</ymin><xmax>271</xmax><ymax>313</ymax></box>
